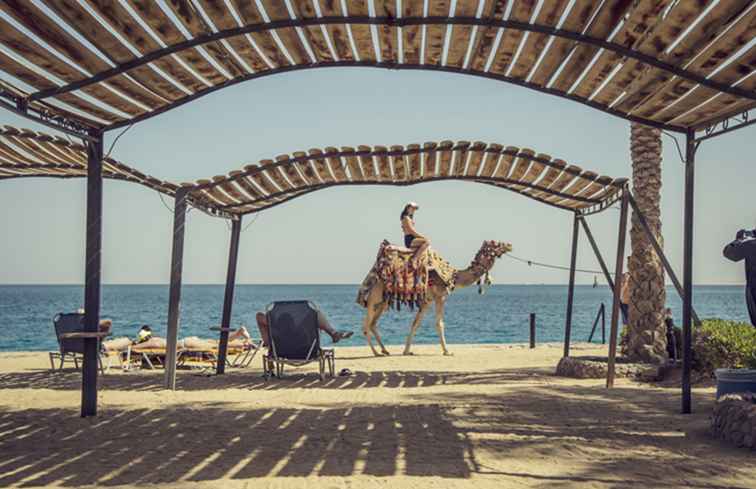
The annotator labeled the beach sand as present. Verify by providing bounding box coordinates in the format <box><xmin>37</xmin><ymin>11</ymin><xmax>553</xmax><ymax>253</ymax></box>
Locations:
<box><xmin>0</xmin><ymin>343</ymin><xmax>752</xmax><ymax>489</ymax></box>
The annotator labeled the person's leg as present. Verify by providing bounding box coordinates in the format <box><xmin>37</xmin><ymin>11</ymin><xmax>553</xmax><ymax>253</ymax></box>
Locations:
<box><xmin>410</xmin><ymin>238</ymin><xmax>430</xmax><ymax>264</ymax></box>
<box><xmin>102</xmin><ymin>337</ymin><xmax>131</xmax><ymax>352</ymax></box>
<box><xmin>316</xmin><ymin>310</ymin><xmax>353</xmax><ymax>343</ymax></box>
<box><xmin>746</xmin><ymin>286</ymin><xmax>756</xmax><ymax>327</ymax></box>
<box><xmin>228</xmin><ymin>326</ymin><xmax>252</xmax><ymax>343</ymax></box>
<box><xmin>620</xmin><ymin>303</ymin><xmax>629</xmax><ymax>325</ymax></box>
<box><xmin>256</xmin><ymin>312</ymin><xmax>271</xmax><ymax>346</ymax></box>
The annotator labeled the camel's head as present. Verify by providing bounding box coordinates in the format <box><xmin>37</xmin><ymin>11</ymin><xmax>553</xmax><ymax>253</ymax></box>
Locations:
<box><xmin>470</xmin><ymin>240</ymin><xmax>512</xmax><ymax>274</ymax></box>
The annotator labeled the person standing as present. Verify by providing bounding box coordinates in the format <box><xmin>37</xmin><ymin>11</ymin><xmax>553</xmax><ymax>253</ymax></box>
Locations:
<box><xmin>723</xmin><ymin>228</ymin><xmax>756</xmax><ymax>327</ymax></box>
<box><xmin>620</xmin><ymin>270</ymin><xmax>631</xmax><ymax>326</ymax></box>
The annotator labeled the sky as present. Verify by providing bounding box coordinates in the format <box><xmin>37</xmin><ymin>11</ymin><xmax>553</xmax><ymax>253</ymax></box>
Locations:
<box><xmin>0</xmin><ymin>68</ymin><xmax>753</xmax><ymax>285</ymax></box>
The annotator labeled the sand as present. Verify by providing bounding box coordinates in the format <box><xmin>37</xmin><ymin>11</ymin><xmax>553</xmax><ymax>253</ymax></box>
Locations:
<box><xmin>0</xmin><ymin>343</ymin><xmax>753</xmax><ymax>489</ymax></box>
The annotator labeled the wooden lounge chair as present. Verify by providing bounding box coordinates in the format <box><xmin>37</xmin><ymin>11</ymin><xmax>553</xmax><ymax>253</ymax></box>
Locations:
<box><xmin>49</xmin><ymin>313</ymin><xmax>112</xmax><ymax>374</ymax></box>
<box><xmin>262</xmin><ymin>301</ymin><xmax>335</xmax><ymax>380</ymax></box>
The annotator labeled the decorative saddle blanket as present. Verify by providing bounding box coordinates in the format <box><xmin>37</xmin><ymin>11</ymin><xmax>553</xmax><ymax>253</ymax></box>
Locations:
<box><xmin>356</xmin><ymin>240</ymin><xmax>457</xmax><ymax>310</ymax></box>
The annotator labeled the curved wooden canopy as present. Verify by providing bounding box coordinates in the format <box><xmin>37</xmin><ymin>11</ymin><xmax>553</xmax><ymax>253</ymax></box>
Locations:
<box><xmin>0</xmin><ymin>1</ymin><xmax>754</xmax><ymax>134</ymax></box>
<box><xmin>189</xmin><ymin>141</ymin><xmax>628</xmax><ymax>216</ymax></box>
<box><xmin>0</xmin><ymin>125</ymin><xmax>228</xmax><ymax>217</ymax></box>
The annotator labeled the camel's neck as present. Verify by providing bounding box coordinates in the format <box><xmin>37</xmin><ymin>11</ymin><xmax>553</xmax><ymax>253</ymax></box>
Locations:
<box><xmin>454</xmin><ymin>267</ymin><xmax>486</xmax><ymax>289</ymax></box>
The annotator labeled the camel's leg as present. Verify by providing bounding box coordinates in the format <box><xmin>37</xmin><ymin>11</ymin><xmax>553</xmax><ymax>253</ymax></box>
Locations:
<box><xmin>362</xmin><ymin>305</ymin><xmax>382</xmax><ymax>357</ymax></box>
<box><xmin>403</xmin><ymin>301</ymin><xmax>430</xmax><ymax>355</ymax></box>
<box><xmin>370</xmin><ymin>315</ymin><xmax>390</xmax><ymax>356</ymax></box>
<box><xmin>434</xmin><ymin>295</ymin><xmax>452</xmax><ymax>356</ymax></box>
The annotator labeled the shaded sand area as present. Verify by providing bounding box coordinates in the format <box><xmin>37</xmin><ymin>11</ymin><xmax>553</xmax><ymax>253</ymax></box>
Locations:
<box><xmin>0</xmin><ymin>343</ymin><xmax>753</xmax><ymax>489</ymax></box>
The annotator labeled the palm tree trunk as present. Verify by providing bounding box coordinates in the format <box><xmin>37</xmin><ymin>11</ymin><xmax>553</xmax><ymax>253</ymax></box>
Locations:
<box><xmin>626</xmin><ymin>123</ymin><xmax>668</xmax><ymax>364</ymax></box>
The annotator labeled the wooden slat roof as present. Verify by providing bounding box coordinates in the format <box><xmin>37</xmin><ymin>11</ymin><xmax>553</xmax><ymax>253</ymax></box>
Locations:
<box><xmin>0</xmin><ymin>125</ymin><xmax>228</xmax><ymax>217</ymax></box>
<box><xmin>0</xmin><ymin>1</ymin><xmax>754</xmax><ymax>134</ymax></box>
<box><xmin>189</xmin><ymin>141</ymin><xmax>629</xmax><ymax>215</ymax></box>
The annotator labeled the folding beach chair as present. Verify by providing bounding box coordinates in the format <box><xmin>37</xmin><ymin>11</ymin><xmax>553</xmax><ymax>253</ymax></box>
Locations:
<box><xmin>263</xmin><ymin>301</ymin><xmax>335</xmax><ymax>380</ymax></box>
<box><xmin>49</xmin><ymin>313</ymin><xmax>111</xmax><ymax>373</ymax></box>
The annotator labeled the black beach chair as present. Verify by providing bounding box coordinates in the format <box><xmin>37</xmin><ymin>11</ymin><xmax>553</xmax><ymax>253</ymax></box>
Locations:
<box><xmin>49</xmin><ymin>313</ymin><xmax>110</xmax><ymax>373</ymax></box>
<box><xmin>262</xmin><ymin>301</ymin><xmax>335</xmax><ymax>380</ymax></box>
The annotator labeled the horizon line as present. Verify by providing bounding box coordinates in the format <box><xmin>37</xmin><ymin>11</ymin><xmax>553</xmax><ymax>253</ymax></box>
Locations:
<box><xmin>0</xmin><ymin>282</ymin><xmax>747</xmax><ymax>287</ymax></box>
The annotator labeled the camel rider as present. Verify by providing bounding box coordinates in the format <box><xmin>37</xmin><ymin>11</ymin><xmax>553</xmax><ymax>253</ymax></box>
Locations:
<box><xmin>401</xmin><ymin>202</ymin><xmax>431</xmax><ymax>266</ymax></box>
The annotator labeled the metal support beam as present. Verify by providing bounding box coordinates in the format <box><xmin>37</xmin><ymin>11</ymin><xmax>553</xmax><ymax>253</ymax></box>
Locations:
<box><xmin>607</xmin><ymin>193</ymin><xmax>629</xmax><ymax>388</ymax></box>
<box><xmin>563</xmin><ymin>213</ymin><xmax>580</xmax><ymax>358</ymax></box>
<box><xmin>580</xmin><ymin>217</ymin><xmax>615</xmax><ymax>290</ymax></box>
<box><xmin>682</xmin><ymin>129</ymin><xmax>696</xmax><ymax>414</ymax></box>
<box><xmin>81</xmin><ymin>133</ymin><xmax>103</xmax><ymax>417</ymax></box>
<box><xmin>216</xmin><ymin>217</ymin><xmax>243</xmax><ymax>375</ymax></box>
<box><xmin>165</xmin><ymin>187</ymin><xmax>189</xmax><ymax>390</ymax></box>
<box><xmin>628</xmin><ymin>194</ymin><xmax>701</xmax><ymax>326</ymax></box>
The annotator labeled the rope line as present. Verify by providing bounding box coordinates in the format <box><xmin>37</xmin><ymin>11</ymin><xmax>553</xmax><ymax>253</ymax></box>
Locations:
<box><xmin>105</xmin><ymin>123</ymin><xmax>134</xmax><ymax>159</ymax></box>
<box><xmin>505</xmin><ymin>253</ymin><xmax>615</xmax><ymax>276</ymax></box>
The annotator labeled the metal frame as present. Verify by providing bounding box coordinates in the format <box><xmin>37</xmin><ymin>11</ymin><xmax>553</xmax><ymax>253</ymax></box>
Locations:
<box><xmin>216</xmin><ymin>217</ymin><xmax>243</xmax><ymax>374</ymax></box>
<box><xmin>164</xmin><ymin>187</ymin><xmax>189</xmax><ymax>390</ymax></box>
<box><xmin>563</xmin><ymin>212</ymin><xmax>580</xmax><ymax>358</ymax></box>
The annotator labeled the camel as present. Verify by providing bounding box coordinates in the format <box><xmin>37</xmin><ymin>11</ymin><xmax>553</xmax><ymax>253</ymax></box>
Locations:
<box><xmin>358</xmin><ymin>241</ymin><xmax>512</xmax><ymax>356</ymax></box>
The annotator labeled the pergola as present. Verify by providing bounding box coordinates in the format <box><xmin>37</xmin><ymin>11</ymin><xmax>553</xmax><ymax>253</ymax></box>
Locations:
<box><xmin>0</xmin><ymin>0</ymin><xmax>754</xmax><ymax>417</ymax></box>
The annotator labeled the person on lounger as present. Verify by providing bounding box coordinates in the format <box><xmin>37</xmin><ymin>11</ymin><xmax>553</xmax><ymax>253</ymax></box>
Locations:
<box><xmin>255</xmin><ymin>309</ymin><xmax>352</xmax><ymax>347</ymax></box>
<box><xmin>401</xmin><ymin>202</ymin><xmax>431</xmax><ymax>266</ymax></box>
<box><xmin>181</xmin><ymin>326</ymin><xmax>255</xmax><ymax>350</ymax></box>
<box><xmin>102</xmin><ymin>325</ymin><xmax>254</xmax><ymax>352</ymax></box>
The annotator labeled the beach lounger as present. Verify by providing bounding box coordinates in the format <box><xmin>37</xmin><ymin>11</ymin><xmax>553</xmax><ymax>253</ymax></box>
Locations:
<box><xmin>262</xmin><ymin>301</ymin><xmax>335</xmax><ymax>380</ymax></box>
<box><xmin>49</xmin><ymin>313</ymin><xmax>112</xmax><ymax>373</ymax></box>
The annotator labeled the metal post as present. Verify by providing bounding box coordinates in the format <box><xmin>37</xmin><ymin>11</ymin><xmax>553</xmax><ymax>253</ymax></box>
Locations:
<box><xmin>607</xmin><ymin>192</ymin><xmax>629</xmax><ymax>388</ymax></box>
<box><xmin>216</xmin><ymin>217</ymin><xmax>243</xmax><ymax>375</ymax></box>
<box><xmin>563</xmin><ymin>212</ymin><xmax>580</xmax><ymax>358</ymax></box>
<box><xmin>529</xmin><ymin>313</ymin><xmax>536</xmax><ymax>349</ymax></box>
<box><xmin>601</xmin><ymin>303</ymin><xmax>606</xmax><ymax>344</ymax></box>
<box><xmin>580</xmin><ymin>218</ymin><xmax>615</xmax><ymax>290</ymax></box>
<box><xmin>165</xmin><ymin>187</ymin><xmax>189</xmax><ymax>390</ymax></box>
<box><xmin>81</xmin><ymin>133</ymin><xmax>103</xmax><ymax>417</ymax></box>
<box><xmin>628</xmin><ymin>194</ymin><xmax>701</xmax><ymax>325</ymax></box>
<box><xmin>682</xmin><ymin>129</ymin><xmax>696</xmax><ymax>414</ymax></box>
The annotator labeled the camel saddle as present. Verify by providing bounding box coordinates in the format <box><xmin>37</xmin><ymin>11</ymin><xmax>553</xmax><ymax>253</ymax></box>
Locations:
<box><xmin>356</xmin><ymin>240</ymin><xmax>457</xmax><ymax>310</ymax></box>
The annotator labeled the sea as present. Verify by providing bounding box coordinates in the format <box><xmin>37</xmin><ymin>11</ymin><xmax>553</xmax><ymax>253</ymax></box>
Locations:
<box><xmin>0</xmin><ymin>284</ymin><xmax>750</xmax><ymax>352</ymax></box>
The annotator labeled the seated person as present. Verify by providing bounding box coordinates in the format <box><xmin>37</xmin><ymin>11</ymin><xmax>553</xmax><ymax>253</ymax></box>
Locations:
<box><xmin>181</xmin><ymin>326</ymin><xmax>255</xmax><ymax>350</ymax></box>
<box><xmin>102</xmin><ymin>325</ymin><xmax>165</xmax><ymax>352</ymax></box>
<box><xmin>255</xmin><ymin>309</ymin><xmax>352</xmax><ymax>347</ymax></box>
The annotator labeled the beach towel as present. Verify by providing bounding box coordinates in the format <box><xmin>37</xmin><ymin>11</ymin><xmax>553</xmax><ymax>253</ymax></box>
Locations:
<box><xmin>356</xmin><ymin>240</ymin><xmax>457</xmax><ymax>310</ymax></box>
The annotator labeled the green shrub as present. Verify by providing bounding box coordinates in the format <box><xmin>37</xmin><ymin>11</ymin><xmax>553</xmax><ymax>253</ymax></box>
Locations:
<box><xmin>692</xmin><ymin>319</ymin><xmax>756</xmax><ymax>375</ymax></box>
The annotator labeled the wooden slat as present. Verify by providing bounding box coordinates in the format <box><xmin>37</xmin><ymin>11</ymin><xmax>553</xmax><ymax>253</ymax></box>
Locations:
<box><xmin>10</xmin><ymin>133</ymin><xmax>73</xmax><ymax>167</ymax></box>
<box><xmin>468</xmin><ymin>1</ymin><xmax>507</xmax><ymax>71</ymax></box>
<box><xmin>259</xmin><ymin>0</ymin><xmax>312</xmax><ymax>64</ymax></box>
<box><xmin>196</xmin><ymin>179</ymin><xmax>236</xmax><ymax>205</ymax></box>
<box><xmin>508</xmin><ymin>0</ymin><xmax>571</xmax><ymax>80</ymax></box>
<box><xmin>607</xmin><ymin>1</ymin><xmax>754</xmax><ymax>112</ymax></box>
<box><xmin>260</xmin><ymin>161</ymin><xmax>293</xmax><ymax>191</ymax></box>
<box><xmin>42</xmin><ymin>0</ymin><xmax>181</xmax><ymax>103</ymax></box>
<box><xmin>637</xmin><ymin>25</ymin><xmax>756</xmax><ymax>122</ymax></box>
<box><xmin>214</xmin><ymin>176</ymin><xmax>246</xmax><ymax>204</ymax></box>
<box><xmin>195</xmin><ymin>1</ymin><xmax>270</xmax><ymax>71</ymax></box>
<box><xmin>83</xmin><ymin>0</ymin><xmax>207</xmax><ymax>92</ymax></box>
<box><xmin>229</xmin><ymin>171</ymin><xmax>264</xmax><ymax>200</ymax></box>
<box><xmin>292</xmin><ymin>151</ymin><xmax>320</xmax><ymax>185</ymax></box>
<box><xmin>576</xmin><ymin>175</ymin><xmax>615</xmax><ymax>200</ymax></box>
<box><xmin>290</xmin><ymin>1</ymin><xmax>335</xmax><ymax>62</ymax></box>
<box><xmin>373</xmin><ymin>1</ymin><xmax>397</xmax><ymax>63</ymax></box>
<box><xmin>407</xmin><ymin>144</ymin><xmax>421</xmax><ymax>179</ymax></box>
<box><xmin>571</xmin><ymin>0</ymin><xmax>674</xmax><ymax>99</ymax></box>
<box><xmin>452</xmin><ymin>141</ymin><xmax>471</xmax><ymax>177</ymax></box>
<box><xmin>446</xmin><ymin>0</ymin><xmax>480</xmax><ymax>68</ymax></box>
<box><xmin>0</xmin><ymin>1</ymin><xmax>156</xmax><ymax>115</ymax></box>
<box><xmin>401</xmin><ymin>0</ymin><xmax>424</xmax><ymax>64</ymax></box>
<box><xmin>674</xmin><ymin>76</ymin><xmax>756</xmax><ymax>128</ymax></box>
<box><xmin>524</xmin><ymin>158</ymin><xmax>567</xmax><ymax>199</ymax></box>
<box><xmin>245</xmin><ymin>163</ymin><xmax>279</xmax><ymax>194</ymax></box>
<box><xmin>550</xmin><ymin>0</ymin><xmax>634</xmax><ymax>93</ymax></box>
<box><xmin>390</xmin><ymin>145</ymin><xmax>407</xmax><ymax>181</ymax></box>
<box><xmin>276</xmin><ymin>155</ymin><xmax>306</xmax><ymax>187</ymax></box>
<box><xmin>510</xmin><ymin>152</ymin><xmax>550</xmax><ymax>190</ymax></box>
<box><xmin>479</xmin><ymin>144</ymin><xmax>503</xmax><ymax>177</ymax></box>
<box><xmin>424</xmin><ymin>0</ymin><xmax>452</xmax><ymax>66</ymax></box>
<box><xmin>529</xmin><ymin>0</ymin><xmax>600</xmax><ymax>86</ymax></box>
<box><xmin>541</xmin><ymin>165</ymin><xmax>582</xmax><ymax>200</ymax></box>
<box><xmin>507</xmin><ymin>149</ymin><xmax>536</xmax><ymax>183</ymax></box>
<box><xmin>229</xmin><ymin>0</ymin><xmax>291</xmax><ymax>67</ymax></box>
<box><xmin>357</xmin><ymin>145</ymin><xmax>378</xmax><ymax>181</ymax></box>
<box><xmin>342</xmin><ymin>147</ymin><xmax>364</xmax><ymax>181</ymax></box>
<box><xmin>308</xmin><ymin>149</ymin><xmax>335</xmax><ymax>183</ymax></box>
<box><xmin>325</xmin><ymin>147</ymin><xmax>348</xmax><ymax>181</ymax></box>
<box><xmin>345</xmin><ymin>0</ymin><xmax>376</xmax><ymax>61</ymax></box>
<box><xmin>546</xmin><ymin>170</ymin><xmax>598</xmax><ymax>205</ymax></box>
<box><xmin>0</xmin><ymin>51</ymin><xmax>119</xmax><ymax>123</ymax></box>
<box><xmin>315</xmin><ymin>0</ymin><xmax>354</xmax><ymax>61</ymax></box>
<box><xmin>125</xmin><ymin>0</ymin><xmax>229</xmax><ymax>84</ymax></box>
<box><xmin>489</xmin><ymin>1</ymin><xmax>539</xmax><ymax>75</ymax></box>
<box><xmin>422</xmin><ymin>142</ymin><xmax>438</xmax><ymax>177</ymax></box>
<box><xmin>374</xmin><ymin>145</ymin><xmax>392</xmax><ymax>181</ymax></box>
<box><xmin>436</xmin><ymin>141</ymin><xmax>454</xmax><ymax>177</ymax></box>
<box><xmin>492</xmin><ymin>147</ymin><xmax>518</xmax><ymax>179</ymax></box>
<box><xmin>464</xmin><ymin>141</ymin><xmax>487</xmax><ymax>177</ymax></box>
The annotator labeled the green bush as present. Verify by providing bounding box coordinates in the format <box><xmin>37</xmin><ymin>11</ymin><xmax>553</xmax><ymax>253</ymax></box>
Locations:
<box><xmin>692</xmin><ymin>319</ymin><xmax>756</xmax><ymax>375</ymax></box>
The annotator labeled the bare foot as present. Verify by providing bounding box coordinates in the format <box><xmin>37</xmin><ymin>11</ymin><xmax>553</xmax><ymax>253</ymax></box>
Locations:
<box><xmin>332</xmin><ymin>331</ymin><xmax>354</xmax><ymax>343</ymax></box>
<box><xmin>381</xmin><ymin>349</ymin><xmax>390</xmax><ymax>356</ymax></box>
<box><xmin>443</xmin><ymin>351</ymin><xmax>454</xmax><ymax>356</ymax></box>
<box><xmin>403</xmin><ymin>351</ymin><xmax>414</xmax><ymax>356</ymax></box>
